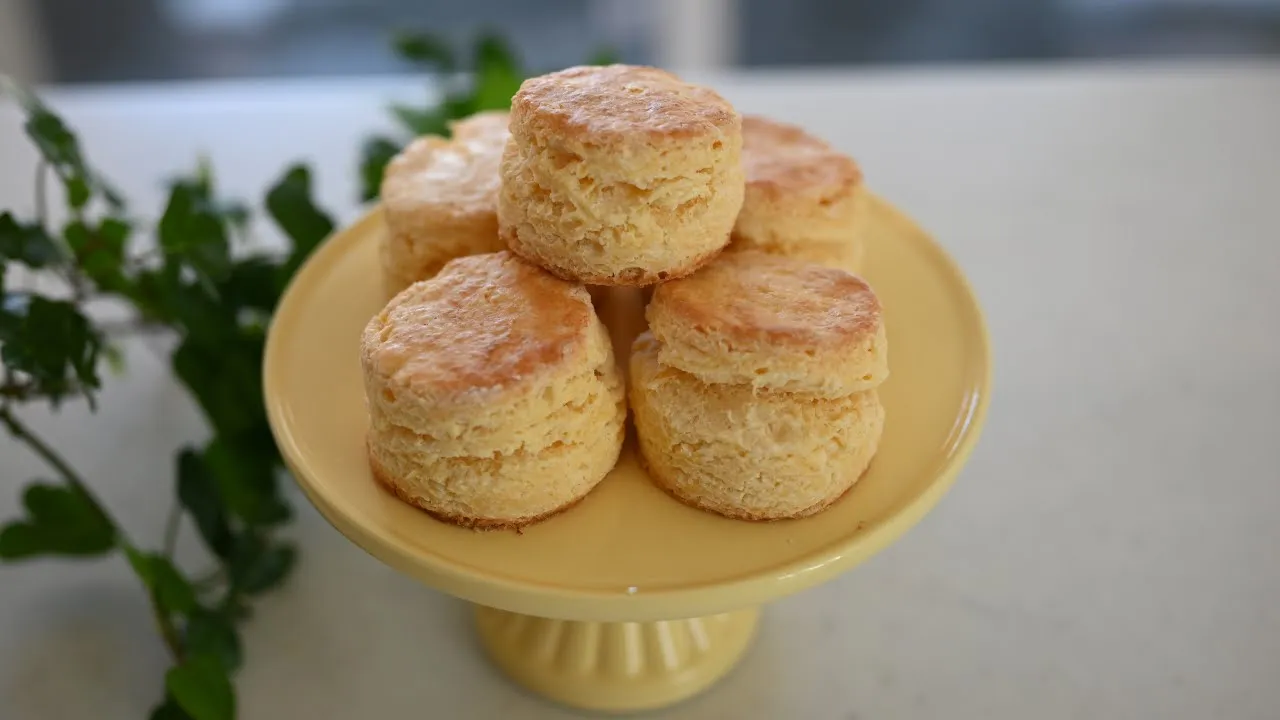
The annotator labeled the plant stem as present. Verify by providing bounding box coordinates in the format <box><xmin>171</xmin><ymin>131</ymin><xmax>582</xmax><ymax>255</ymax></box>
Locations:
<box><xmin>33</xmin><ymin>161</ymin><xmax>90</xmax><ymax>300</ymax></box>
<box><xmin>34</xmin><ymin>161</ymin><xmax>48</xmax><ymax>227</ymax></box>
<box><xmin>0</xmin><ymin>404</ymin><xmax>101</xmax><ymax>510</ymax></box>
<box><xmin>142</xmin><ymin>576</ymin><xmax>185</xmax><ymax>662</ymax></box>
<box><xmin>156</xmin><ymin>610</ymin><xmax>183</xmax><ymax>660</ymax></box>
<box><xmin>162</xmin><ymin>502</ymin><xmax>181</xmax><ymax>559</ymax></box>
<box><xmin>0</xmin><ymin>405</ymin><xmax>183</xmax><ymax>659</ymax></box>
<box><xmin>154</xmin><ymin>505</ymin><xmax>187</xmax><ymax>661</ymax></box>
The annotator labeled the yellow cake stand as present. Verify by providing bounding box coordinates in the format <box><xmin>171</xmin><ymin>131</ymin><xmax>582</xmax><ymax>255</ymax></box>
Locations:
<box><xmin>263</xmin><ymin>194</ymin><xmax>991</xmax><ymax>713</ymax></box>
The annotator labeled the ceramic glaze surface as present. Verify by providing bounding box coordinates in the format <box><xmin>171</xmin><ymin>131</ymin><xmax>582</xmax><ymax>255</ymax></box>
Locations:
<box><xmin>263</xmin><ymin>193</ymin><xmax>990</xmax><ymax>622</ymax></box>
<box><xmin>474</xmin><ymin>607</ymin><xmax>759</xmax><ymax>712</ymax></box>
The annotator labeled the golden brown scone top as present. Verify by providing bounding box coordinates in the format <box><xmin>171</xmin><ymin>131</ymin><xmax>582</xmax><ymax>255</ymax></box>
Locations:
<box><xmin>363</xmin><ymin>251</ymin><xmax>595</xmax><ymax>403</ymax></box>
<box><xmin>742</xmin><ymin>115</ymin><xmax>861</xmax><ymax>199</ymax></box>
<box><xmin>511</xmin><ymin>64</ymin><xmax>738</xmax><ymax>140</ymax></box>
<box><xmin>449</xmin><ymin>109</ymin><xmax>510</xmax><ymax>140</ymax></box>
<box><xmin>380</xmin><ymin>111</ymin><xmax>509</xmax><ymax>218</ymax></box>
<box><xmin>652</xmin><ymin>251</ymin><xmax>880</xmax><ymax>351</ymax></box>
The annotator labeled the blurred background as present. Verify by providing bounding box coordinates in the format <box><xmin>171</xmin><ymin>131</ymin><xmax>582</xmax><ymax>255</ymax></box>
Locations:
<box><xmin>3</xmin><ymin>0</ymin><xmax>1280</xmax><ymax>85</ymax></box>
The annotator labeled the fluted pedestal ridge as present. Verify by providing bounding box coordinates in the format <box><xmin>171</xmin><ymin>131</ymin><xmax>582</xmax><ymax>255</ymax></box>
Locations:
<box><xmin>474</xmin><ymin>606</ymin><xmax>760</xmax><ymax>712</ymax></box>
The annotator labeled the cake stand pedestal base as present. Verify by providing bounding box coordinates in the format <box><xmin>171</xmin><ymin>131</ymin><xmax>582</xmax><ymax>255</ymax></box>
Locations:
<box><xmin>473</xmin><ymin>606</ymin><xmax>760</xmax><ymax>713</ymax></box>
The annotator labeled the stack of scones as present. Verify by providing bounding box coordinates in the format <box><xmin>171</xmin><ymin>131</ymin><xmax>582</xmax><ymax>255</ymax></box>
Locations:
<box><xmin>361</xmin><ymin>64</ymin><xmax>888</xmax><ymax>529</ymax></box>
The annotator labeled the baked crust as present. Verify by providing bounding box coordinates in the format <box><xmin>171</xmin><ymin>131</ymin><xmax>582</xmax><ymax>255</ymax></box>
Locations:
<box><xmin>647</xmin><ymin>251</ymin><xmax>888</xmax><ymax>396</ymax></box>
<box><xmin>379</xmin><ymin>111</ymin><xmax>510</xmax><ymax>296</ymax></box>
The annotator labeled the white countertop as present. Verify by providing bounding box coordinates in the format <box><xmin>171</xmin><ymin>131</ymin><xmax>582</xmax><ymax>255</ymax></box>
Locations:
<box><xmin>2</xmin><ymin>60</ymin><xmax>1279</xmax><ymax>719</ymax></box>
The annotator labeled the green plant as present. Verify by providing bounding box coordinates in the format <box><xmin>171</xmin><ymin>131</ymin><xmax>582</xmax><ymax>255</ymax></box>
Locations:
<box><xmin>359</xmin><ymin>31</ymin><xmax>618</xmax><ymax>201</ymax></box>
<box><xmin>1</xmin><ymin>33</ymin><xmax>613</xmax><ymax>719</ymax></box>
<box><xmin>1</xmin><ymin>82</ymin><xmax>328</xmax><ymax>720</ymax></box>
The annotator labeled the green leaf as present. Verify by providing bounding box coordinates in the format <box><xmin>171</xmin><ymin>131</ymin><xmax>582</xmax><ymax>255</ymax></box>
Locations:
<box><xmin>389</xmin><ymin>104</ymin><xmax>449</xmax><ymax>136</ymax></box>
<box><xmin>3</xmin><ymin>81</ymin><xmax>111</xmax><ymax>210</ymax></box>
<box><xmin>441</xmin><ymin>96</ymin><xmax>478</xmax><ymax>125</ymax></box>
<box><xmin>102</xmin><ymin>343</ymin><xmax>126</xmax><ymax>375</ymax></box>
<box><xmin>166</xmin><ymin>655</ymin><xmax>235</xmax><ymax>720</ymax></box>
<box><xmin>158</xmin><ymin>564</ymin><xmax>198</xmax><ymax>614</ymax></box>
<box><xmin>219</xmin><ymin>201</ymin><xmax>251</xmax><ymax>239</ymax></box>
<box><xmin>217</xmin><ymin>256</ymin><xmax>283</xmax><ymax>315</ymax></box>
<box><xmin>182</xmin><ymin>158</ymin><xmax>252</xmax><ymax>235</ymax></box>
<box><xmin>66</xmin><ymin>175</ymin><xmax>90</xmax><ymax>209</ymax></box>
<box><xmin>125</xmin><ymin>547</ymin><xmax>197</xmax><ymax>615</ymax></box>
<box><xmin>471</xmin><ymin>33</ymin><xmax>525</xmax><ymax>111</ymax></box>
<box><xmin>237</xmin><ymin>542</ymin><xmax>297</xmax><ymax>595</ymax></box>
<box><xmin>136</xmin><ymin>271</ymin><xmax>233</xmax><ymax>342</ymax></box>
<box><xmin>176</xmin><ymin>448</ymin><xmax>233</xmax><ymax>559</ymax></box>
<box><xmin>158</xmin><ymin>181</ymin><xmax>232</xmax><ymax>291</ymax></box>
<box><xmin>98</xmin><ymin>176</ymin><xmax>128</xmax><ymax>212</ymax></box>
<box><xmin>191</xmin><ymin>156</ymin><xmax>216</xmax><ymax>196</ymax></box>
<box><xmin>171</xmin><ymin>335</ymin><xmax>265</xmax><ymax>440</ymax></box>
<box><xmin>0</xmin><ymin>212</ymin><xmax>64</xmax><ymax>268</ymax></box>
<box><xmin>0</xmin><ymin>482</ymin><xmax>116</xmax><ymax>560</ymax></box>
<box><xmin>122</xmin><ymin>268</ymin><xmax>175</xmax><ymax>326</ymax></box>
<box><xmin>202</xmin><ymin>438</ymin><xmax>289</xmax><ymax>526</ymax></box>
<box><xmin>392</xmin><ymin>32</ymin><xmax>456</xmax><ymax>71</ymax></box>
<box><xmin>222</xmin><ymin>594</ymin><xmax>253</xmax><ymax>622</ymax></box>
<box><xmin>0</xmin><ymin>296</ymin><xmax>103</xmax><ymax>404</ymax></box>
<box><xmin>123</xmin><ymin>546</ymin><xmax>150</xmax><ymax>577</ymax></box>
<box><xmin>150</xmin><ymin>699</ymin><xmax>194</xmax><ymax>720</ymax></box>
<box><xmin>20</xmin><ymin>102</ymin><xmax>95</xmax><ymax>210</ymax></box>
<box><xmin>265</xmin><ymin>164</ymin><xmax>334</xmax><ymax>271</ymax></box>
<box><xmin>585</xmin><ymin>46</ymin><xmax>621</xmax><ymax>66</ymax></box>
<box><xmin>22</xmin><ymin>103</ymin><xmax>83</xmax><ymax>172</ymax></box>
<box><xmin>184</xmin><ymin>608</ymin><xmax>242</xmax><ymax>671</ymax></box>
<box><xmin>64</xmin><ymin>216</ymin><xmax>130</xmax><ymax>291</ymax></box>
<box><xmin>358</xmin><ymin>137</ymin><xmax>402</xmax><ymax>202</ymax></box>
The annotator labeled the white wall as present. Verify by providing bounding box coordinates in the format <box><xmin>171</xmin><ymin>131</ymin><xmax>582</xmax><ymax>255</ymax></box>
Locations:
<box><xmin>654</xmin><ymin>0</ymin><xmax>737</xmax><ymax>70</ymax></box>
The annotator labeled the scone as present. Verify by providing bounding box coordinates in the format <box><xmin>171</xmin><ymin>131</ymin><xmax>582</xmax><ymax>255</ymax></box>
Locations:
<box><xmin>646</xmin><ymin>251</ymin><xmax>887</xmax><ymax>397</ymax></box>
<box><xmin>379</xmin><ymin>111</ymin><xmax>511</xmax><ymax>298</ymax></box>
<box><xmin>633</xmin><ymin>251</ymin><xmax>890</xmax><ymax>521</ymax></box>
<box><xmin>361</xmin><ymin>251</ymin><xmax>626</xmax><ymax>529</ymax></box>
<box><xmin>631</xmin><ymin>334</ymin><xmax>885</xmax><ymax>520</ymax></box>
<box><xmin>498</xmin><ymin>64</ymin><xmax>745</xmax><ymax>286</ymax></box>
<box><xmin>730</xmin><ymin>116</ymin><xmax>871</xmax><ymax>274</ymax></box>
